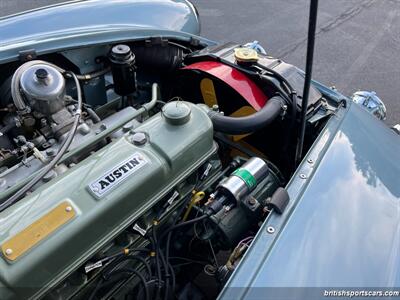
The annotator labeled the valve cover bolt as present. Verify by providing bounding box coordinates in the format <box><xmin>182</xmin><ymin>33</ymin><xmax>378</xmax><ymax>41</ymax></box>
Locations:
<box><xmin>131</xmin><ymin>132</ymin><xmax>147</xmax><ymax>146</ymax></box>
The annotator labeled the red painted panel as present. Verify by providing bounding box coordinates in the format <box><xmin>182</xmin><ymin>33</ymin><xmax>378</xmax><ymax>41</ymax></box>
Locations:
<box><xmin>184</xmin><ymin>61</ymin><xmax>267</xmax><ymax>110</ymax></box>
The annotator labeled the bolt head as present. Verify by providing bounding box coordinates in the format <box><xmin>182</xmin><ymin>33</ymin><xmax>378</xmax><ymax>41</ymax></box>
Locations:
<box><xmin>78</xmin><ymin>123</ymin><xmax>91</xmax><ymax>135</ymax></box>
<box><xmin>5</xmin><ymin>248</ymin><xmax>13</xmax><ymax>256</ymax></box>
<box><xmin>65</xmin><ymin>206</ymin><xmax>72</xmax><ymax>212</ymax></box>
<box><xmin>122</xmin><ymin>122</ymin><xmax>134</xmax><ymax>132</ymax></box>
<box><xmin>131</xmin><ymin>132</ymin><xmax>147</xmax><ymax>146</ymax></box>
<box><xmin>35</xmin><ymin>68</ymin><xmax>49</xmax><ymax>80</ymax></box>
<box><xmin>299</xmin><ymin>173</ymin><xmax>307</xmax><ymax>179</ymax></box>
<box><xmin>248</xmin><ymin>197</ymin><xmax>257</xmax><ymax>205</ymax></box>
<box><xmin>46</xmin><ymin>148</ymin><xmax>56</xmax><ymax>157</ymax></box>
<box><xmin>43</xmin><ymin>170</ymin><xmax>57</xmax><ymax>182</ymax></box>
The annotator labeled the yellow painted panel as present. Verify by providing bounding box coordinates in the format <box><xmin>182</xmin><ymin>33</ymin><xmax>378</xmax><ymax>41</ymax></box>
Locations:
<box><xmin>200</xmin><ymin>78</ymin><xmax>218</xmax><ymax>107</ymax></box>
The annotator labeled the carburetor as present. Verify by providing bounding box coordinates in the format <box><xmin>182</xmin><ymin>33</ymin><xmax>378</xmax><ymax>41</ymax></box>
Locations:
<box><xmin>17</xmin><ymin>63</ymin><xmax>77</xmax><ymax>139</ymax></box>
<box><xmin>19</xmin><ymin>64</ymin><xmax>66</xmax><ymax>115</ymax></box>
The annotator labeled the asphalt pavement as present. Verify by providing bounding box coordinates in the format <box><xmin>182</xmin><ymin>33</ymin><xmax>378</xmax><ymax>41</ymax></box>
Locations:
<box><xmin>1</xmin><ymin>0</ymin><xmax>399</xmax><ymax>125</ymax></box>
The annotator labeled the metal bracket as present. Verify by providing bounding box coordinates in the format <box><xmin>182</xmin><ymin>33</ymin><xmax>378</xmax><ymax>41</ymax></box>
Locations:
<box><xmin>18</xmin><ymin>49</ymin><xmax>37</xmax><ymax>62</ymax></box>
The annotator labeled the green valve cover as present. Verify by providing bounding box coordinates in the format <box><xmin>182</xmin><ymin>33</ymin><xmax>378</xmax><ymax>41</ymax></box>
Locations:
<box><xmin>0</xmin><ymin>102</ymin><xmax>216</xmax><ymax>300</ymax></box>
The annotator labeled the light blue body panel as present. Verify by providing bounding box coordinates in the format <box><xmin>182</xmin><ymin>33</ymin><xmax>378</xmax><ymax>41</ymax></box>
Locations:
<box><xmin>219</xmin><ymin>100</ymin><xmax>400</xmax><ymax>299</ymax></box>
<box><xmin>0</xmin><ymin>0</ymin><xmax>214</xmax><ymax>64</ymax></box>
<box><xmin>1</xmin><ymin>0</ymin><xmax>400</xmax><ymax>297</ymax></box>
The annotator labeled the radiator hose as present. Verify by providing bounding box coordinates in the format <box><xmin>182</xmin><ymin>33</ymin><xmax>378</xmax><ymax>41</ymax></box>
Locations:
<box><xmin>207</xmin><ymin>95</ymin><xmax>283</xmax><ymax>135</ymax></box>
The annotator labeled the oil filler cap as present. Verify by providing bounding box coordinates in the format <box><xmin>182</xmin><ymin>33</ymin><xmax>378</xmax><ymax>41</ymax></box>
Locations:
<box><xmin>162</xmin><ymin>101</ymin><xmax>191</xmax><ymax>125</ymax></box>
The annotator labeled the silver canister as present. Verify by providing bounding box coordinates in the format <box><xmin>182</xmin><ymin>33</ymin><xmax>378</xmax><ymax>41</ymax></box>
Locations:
<box><xmin>20</xmin><ymin>64</ymin><xmax>66</xmax><ymax>115</ymax></box>
<box><xmin>218</xmin><ymin>157</ymin><xmax>268</xmax><ymax>201</ymax></box>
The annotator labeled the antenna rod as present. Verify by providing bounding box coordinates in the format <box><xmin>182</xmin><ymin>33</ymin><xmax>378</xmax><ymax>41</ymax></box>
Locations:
<box><xmin>296</xmin><ymin>0</ymin><xmax>319</xmax><ymax>164</ymax></box>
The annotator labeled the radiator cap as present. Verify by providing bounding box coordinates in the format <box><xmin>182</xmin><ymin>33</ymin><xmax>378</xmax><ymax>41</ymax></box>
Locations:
<box><xmin>234</xmin><ymin>47</ymin><xmax>259</xmax><ymax>63</ymax></box>
<box><xmin>162</xmin><ymin>101</ymin><xmax>191</xmax><ymax>125</ymax></box>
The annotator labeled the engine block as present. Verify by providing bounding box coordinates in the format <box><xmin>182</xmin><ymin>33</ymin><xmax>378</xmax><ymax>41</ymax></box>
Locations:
<box><xmin>0</xmin><ymin>102</ymin><xmax>216</xmax><ymax>300</ymax></box>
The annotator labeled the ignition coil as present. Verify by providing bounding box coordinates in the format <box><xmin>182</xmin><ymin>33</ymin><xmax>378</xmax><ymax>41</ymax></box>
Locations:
<box><xmin>206</xmin><ymin>157</ymin><xmax>269</xmax><ymax>215</ymax></box>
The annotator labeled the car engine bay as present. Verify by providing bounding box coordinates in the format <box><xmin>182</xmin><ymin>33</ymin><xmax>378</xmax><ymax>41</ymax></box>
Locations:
<box><xmin>0</xmin><ymin>39</ymin><xmax>338</xmax><ymax>299</ymax></box>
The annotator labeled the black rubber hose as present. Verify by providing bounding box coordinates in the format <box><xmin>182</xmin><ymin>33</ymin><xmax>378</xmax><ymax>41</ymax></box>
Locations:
<box><xmin>207</xmin><ymin>96</ymin><xmax>283</xmax><ymax>135</ymax></box>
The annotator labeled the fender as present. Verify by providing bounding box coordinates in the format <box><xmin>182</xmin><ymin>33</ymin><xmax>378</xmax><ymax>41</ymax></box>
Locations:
<box><xmin>0</xmin><ymin>0</ymin><xmax>210</xmax><ymax>64</ymax></box>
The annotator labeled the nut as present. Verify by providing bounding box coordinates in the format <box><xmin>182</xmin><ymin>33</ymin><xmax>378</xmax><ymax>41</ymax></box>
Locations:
<box><xmin>78</xmin><ymin>123</ymin><xmax>91</xmax><ymax>135</ymax></box>
<box><xmin>46</xmin><ymin>148</ymin><xmax>56</xmax><ymax>157</ymax></box>
<box><xmin>43</xmin><ymin>170</ymin><xmax>57</xmax><ymax>182</ymax></box>
<box><xmin>122</xmin><ymin>122</ymin><xmax>134</xmax><ymax>132</ymax></box>
<box><xmin>267</xmin><ymin>226</ymin><xmax>275</xmax><ymax>234</ymax></box>
<box><xmin>131</xmin><ymin>132</ymin><xmax>147</xmax><ymax>146</ymax></box>
<box><xmin>248</xmin><ymin>197</ymin><xmax>257</xmax><ymax>206</ymax></box>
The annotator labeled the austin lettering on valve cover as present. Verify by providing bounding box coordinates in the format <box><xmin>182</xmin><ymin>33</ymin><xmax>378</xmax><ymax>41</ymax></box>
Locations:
<box><xmin>88</xmin><ymin>153</ymin><xmax>148</xmax><ymax>197</ymax></box>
